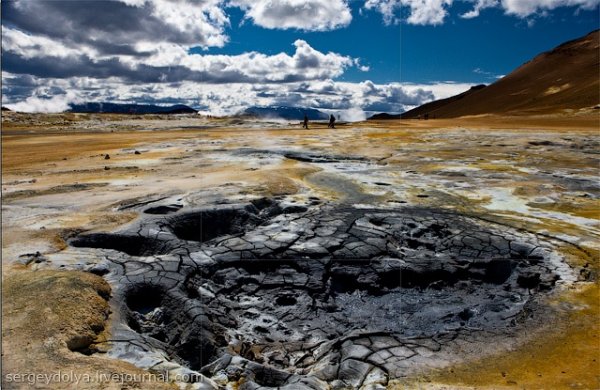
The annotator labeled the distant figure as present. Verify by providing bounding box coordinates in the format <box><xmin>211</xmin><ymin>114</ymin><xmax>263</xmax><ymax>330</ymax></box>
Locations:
<box><xmin>328</xmin><ymin>114</ymin><xmax>336</xmax><ymax>128</ymax></box>
<box><xmin>303</xmin><ymin>114</ymin><xmax>309</xmax><ymax>129</ymax></box>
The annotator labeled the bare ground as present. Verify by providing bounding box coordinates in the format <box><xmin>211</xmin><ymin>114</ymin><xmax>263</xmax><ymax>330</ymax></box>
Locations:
<box><xmin>2</xmin><ymin>112</ymin><xmax>598</xmax><ymax>389</ymax></box>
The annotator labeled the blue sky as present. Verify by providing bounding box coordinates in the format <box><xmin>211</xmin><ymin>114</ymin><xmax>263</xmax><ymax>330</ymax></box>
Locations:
<box><xmin>196</xmin><ymin>2</ymin><xmax>599</xmax><ymax>84</ymax></box>
<box><xmin>2</xmin><ymin>0</ymin><xmax>599</xmax><ymax>117</ymax></box>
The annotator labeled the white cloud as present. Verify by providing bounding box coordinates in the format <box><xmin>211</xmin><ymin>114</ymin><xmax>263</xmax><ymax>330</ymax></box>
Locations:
<box><xmin>405</xmin><ymin>0</ymin><xmax>454</xmax><ymax>25</ymax></box>
<box><xmin>502</xmin><ymin>0</ymin><xmax>600</xmax><ymax>16</ymax></box>
<box><xmin>366</xmin><ymin>0</ymin><xmax>598</xmax><ymax>24</ymax></box>
<box><xmin>116</xmin><ymin>0</ymin><xmax>147</xmax><ymax>6</ymax></box>
<box><xmin>150</xmin><ymin>0</ymin><xmax>230</xmax><ymax>48</ymax></box>
<box><xmin>364</xmin><ymin>0</ymin><xmax>453</xmax><ymax>25</ymax></box>
<box><xmin>354</xmin><ymin>59</ymin><xmax>371</xmax><ymax>72</ymax></box>
<box><xmin>3</xmin><ymin>27</ymin><xmax>359</xmax><ymax>84</ymax></box>
<box><xmin>2</xmin><ymin>0</ymin><xmax>363</xmax><ymax>85</ymax></box>
<box><xmin>3</xmin><ymin>71</ymin><xmax>472</xmax><ymax>116</ymax></box>
<box><xmin>230</xmin><ymin>0</ymin><xmax>352</xmax><ymax>31</ymax></box>
<box><xmin>1</xmin><ymin>26</ymin><xmax>94</xmax><ymax>59</ymax></box>
<box><xmin>8</xmin><ymin>0</ymin><xmax>591</xmax><ymax>116</ymax></box>
<box><xmin>5</xmin><ymin>0</ymin><xmax>231</xmax><ymax>50</ymax></box>
<box><xmin>461</xmin><ymin>0</ymin><xmax>498</xmax><ymax>18</ymax></box>
<box><xmin>461</xmin><ymin>0</ymin><xmax>599</xmax><ymax>18</ymax></box>
<box><xmin>364</xmin><ymin>0</ymin><xmax>401</xmax><ymax>25</ymax></box>
<box><xmin>171</xmin><ymin>39</ymin><xmax>356</xmax><ymax>82</ymax></box>
<box><xmin>401</xmin><ymin>81</ymin><xmax>474</xmax><ymax>100</ymax></box>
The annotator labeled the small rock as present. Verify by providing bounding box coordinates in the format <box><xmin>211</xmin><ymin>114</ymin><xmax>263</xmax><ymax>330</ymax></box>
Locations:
<box><xmin>134</xmin><ymin>150</ymin><xmax>141</xmax><ymax>155</ymax></box>
<box><xmin>104</xmin><ymin>154</ymin><xmax>110</xmax><ymax>159</ymax></box>
<box><xmin>66</xmin><ymin>334</ymin><xmax>93</xmax><ymax>351</ymax></box>
<box><xmin>17</xmin><ymin>251</ymin><xmax>47</xmax><ymax>265</ymax></box>
<box><xmin>87</xmin><ymin>263</ymin><xmax>110</xmax><ymax>276</ymax></box>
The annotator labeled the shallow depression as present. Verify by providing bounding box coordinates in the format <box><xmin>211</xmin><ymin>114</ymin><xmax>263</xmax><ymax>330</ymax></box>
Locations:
<box><xmin>66</xmin><ymin>198</ymin><xmax>582</xmax><ymax>388</ymax></box>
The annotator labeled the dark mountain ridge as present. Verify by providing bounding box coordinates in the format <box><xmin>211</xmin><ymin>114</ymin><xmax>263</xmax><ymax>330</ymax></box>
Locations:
<box><xmin>69</xmin><ymin>102</ymin><xmax>197</xmax><ymax>114</ymax></box>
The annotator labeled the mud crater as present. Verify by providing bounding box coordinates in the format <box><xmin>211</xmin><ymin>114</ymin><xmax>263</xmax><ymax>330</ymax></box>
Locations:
<box><xmin>70</xmin><ymin>199</ymin><xmax>577</xmax><ymax>388</ymax></box>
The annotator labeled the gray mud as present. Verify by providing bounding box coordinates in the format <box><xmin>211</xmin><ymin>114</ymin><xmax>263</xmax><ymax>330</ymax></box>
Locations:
<box><xmin>67</xmin><ymin>197</ymin><xmax>581</xmax><ymax>389</ymax></box>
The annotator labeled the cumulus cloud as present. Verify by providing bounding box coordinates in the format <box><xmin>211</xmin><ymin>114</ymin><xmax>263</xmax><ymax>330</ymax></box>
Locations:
<box><xmin>2</xmin><ymin>0</ymin><xmax>231</xmax><ymax>53</ymax></box>
<box><xmin>402</xmin><ymin>82</ymin><xmax>473</xmax><ymax>101</ymax></box>
<box><xmin>502</xmin><ymin>0</ymin><xmax>599</xmax><ymax>16</ymax></box>
<box><xmin>364</xmin><ymin>0</ymin><xmax>598</xmax><ymax>24</ymax></box>
<box><xmin>0</xmin><ymin>0</ymin><xmax>370</xmax><ymax>114</ymax></box>
<box><xmin>364</xmin><ymin>0</ymin><xmax>453</xmax><ymax>25</ymax></box>
<box><xmin>461</xmin><ymin>0</ymin><xmax>600</xmax><ymax>18</ymax></box>
<box><xmin>2</xmin><ymin>28</ymin><xmax>355</xmax><ymax>84</ymax></box>
<box><xmin>461</xmin><ymin>0</ymin><xmax>497</xmax><ymax>18</ymax></box>
<box><xmin>354</xmin><ymin>59</ymin><xmax>371</xmax><ymax>72</ymax></box>
<box><xmin>3</xmin><ymin>70</ymin><xmax>468</xmax><ymax>117</ymax></box>
<box><xmin>1</xmin><ymin>0</ymin><xmax>541</xmax><ymax>116</ymax></box>
<box><xmin>1</xmin><ymin>26</ymin><xmax>91</xmax><ymax>60</ymax></box>
<box><xmin>230</xmin><ymin>0</ymin><xmax>352</xmax><ymax>31</ymax></box>
<box><xmin>405</xmin><ymin>0</ymin><xmax>454</xmax><ymax>25</ymax></box>
<box><xmin>364</xmin><ymin>0</ymin><xmax>401</xmax><ymax>24</ymax></box>
<box><xmin>2</xmin><ymin>0</ymin><xmax>359</xmax><ymax>86</ymax></box>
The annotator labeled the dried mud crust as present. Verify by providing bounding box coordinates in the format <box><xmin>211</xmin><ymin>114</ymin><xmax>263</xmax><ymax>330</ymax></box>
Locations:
<box><xmin>1</xmin><ymin>269</ymin><xmax>177</xmax><ymax>390</ymax></box>
<box><xmin>69</xmin><ymin>199</ymin><xmax>583</xmax><ymax>389</ymax></box>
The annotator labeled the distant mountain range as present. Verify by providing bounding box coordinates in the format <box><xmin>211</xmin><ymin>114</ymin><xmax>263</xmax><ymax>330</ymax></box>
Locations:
<box><xmin>370</xmin><ymin>29</ymin><xmax>599</xmax><ymax>120</ymax></box>
<box><xmin>242</xmin><ymin>106</ymin><xmax>329</xmax><ymax>121</ymax></box>
<box><xmin>68</xmin><ymin>102</ymin><xmax>197</xmax><ymax>114</ymax></box>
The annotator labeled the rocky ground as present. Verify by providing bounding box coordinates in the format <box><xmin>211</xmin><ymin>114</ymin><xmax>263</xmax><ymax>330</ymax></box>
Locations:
<box><xmin>2</xmin><ymin>112</ymin><xmax>599</xmax><ymax>389</ymax></box>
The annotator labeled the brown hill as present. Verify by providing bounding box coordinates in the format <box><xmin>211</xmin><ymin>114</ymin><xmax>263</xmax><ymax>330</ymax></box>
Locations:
<box><xmin>397</xmin><ymin>84</ymin><xmax>486</xmax><ymax>119</ymax></box>
<box><xmin>393</xmin><ymin>30</ymin><xmax>599</xmax><ymax>119</ymax></box>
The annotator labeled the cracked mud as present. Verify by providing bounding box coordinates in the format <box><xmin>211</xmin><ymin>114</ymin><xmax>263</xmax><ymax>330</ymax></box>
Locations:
<box><xmin>4</xmin><ymin>116</ymin><xmax>597</xmax><ymax>389</ymax></box>
<box><xmin>69</xmin><ymin>196</ymin><xmax>579</xmax><ymax>389</ymax></box>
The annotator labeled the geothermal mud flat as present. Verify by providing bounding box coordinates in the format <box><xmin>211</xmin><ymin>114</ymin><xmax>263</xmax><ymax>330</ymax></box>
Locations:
<box><xmin>2</xmin><ymin>114</ymin><xmax>598</xmax><ymax>389</ymax></box>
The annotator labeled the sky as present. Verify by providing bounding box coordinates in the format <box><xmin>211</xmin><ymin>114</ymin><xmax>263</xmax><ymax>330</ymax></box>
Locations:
<box><xmin>2</xmin><ymin>0</ymin><xmax>599</xmax><ymax>119</ymax></box>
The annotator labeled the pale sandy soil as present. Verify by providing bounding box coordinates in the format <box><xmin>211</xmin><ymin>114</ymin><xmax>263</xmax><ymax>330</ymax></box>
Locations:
<box><xmin>2</xmin><ymin>112</ymin><xmax>598</xmax><ymax>389</ymax></box>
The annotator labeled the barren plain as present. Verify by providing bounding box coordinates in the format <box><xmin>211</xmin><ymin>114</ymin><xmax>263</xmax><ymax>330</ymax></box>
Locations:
<box><xmin>2</xmin><ymin>112</ymin><xmax>599</xmax><ymax>389</ymax></box>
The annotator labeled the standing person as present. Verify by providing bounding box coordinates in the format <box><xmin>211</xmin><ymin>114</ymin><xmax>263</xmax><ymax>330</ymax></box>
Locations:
<box><xmin>303</xmin><ymin>113</ymin><xmax>309</xmax><ymax>129</ymax></box>
<box><xmin>328</xmin><ymin>114</ymin><xmax>336</xmax><ymax>128</ymax></box>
